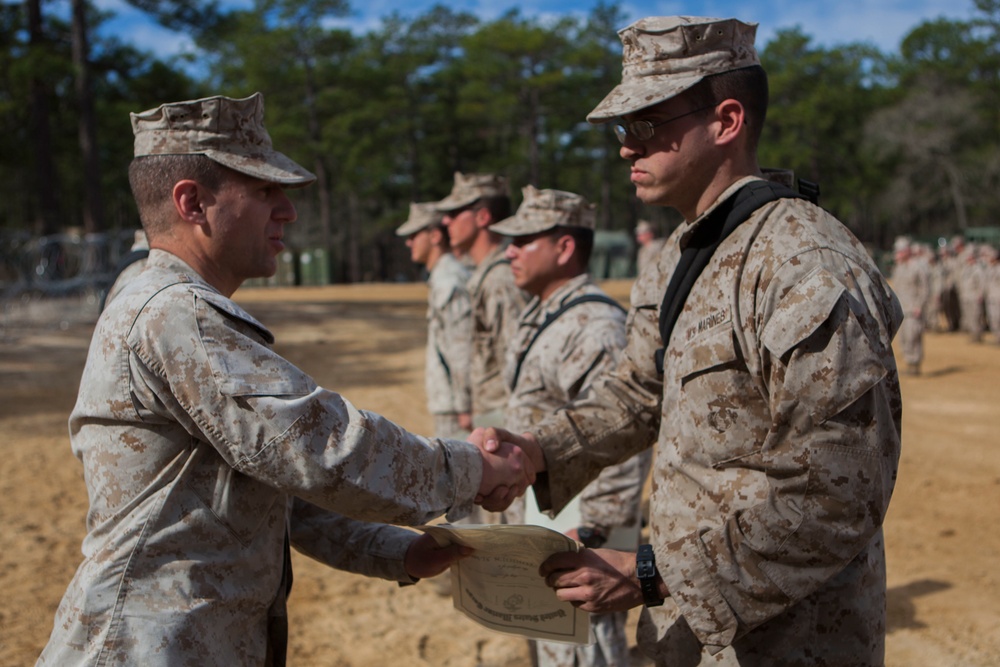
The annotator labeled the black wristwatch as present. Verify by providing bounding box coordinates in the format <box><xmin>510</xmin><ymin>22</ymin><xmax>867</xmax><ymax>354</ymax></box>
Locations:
<box><xmin>576</xmin><ymin>526</ymin><xmax>607</xmax><ymax>549</ymax></box>
<box><xmin>636</xmin><ymin>544</ymin><xmax>664</xmax><ymax>607</ymax></box>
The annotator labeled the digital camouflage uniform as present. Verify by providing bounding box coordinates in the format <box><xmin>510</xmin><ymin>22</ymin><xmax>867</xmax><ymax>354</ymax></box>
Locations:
<box><xmin>101</xmin><ymin>230</ymin><xmax>150</xmax><ymax>310</ymax></box>
<box><xmin>984</xmin><ymin>247</ymin><xmax>1000</xmax><ymax>344</ymax></box>
<box><xmin>468</xmin><ymin>245</ymin><xmax>526</xmax><ymax>425</ymax></box>
<box><xmin>637</xmin><ymin>237</ymin><xmax>667</xmax><ymax>275</ymax></box>
<box><xmin>458</xmin><ymin>245</ymin><xmax>527</xmax><ymax>526</ymax></box>
<box><xmin>889</xmin><ymin>241</ymin><xmax>931</xmax><ymax>372</ymax></box>
<box><xmin>532</xmin><ymin>177</ymin><xmax>904</xmax><ymax>665</ymax></box>
<box><xmin>38</xmin><ymin>251</ymin><xmax>483</xmax><ymax>666</ymax></box>
<box><xmin>941</xmin><ymin>243</ymin><xmax>964</xmax><ymax>331</ymax></box>
<box><xmin>959</xmin><ymin>247</ymin><xmax>987</xmax><ymax>342</ymax></box>
<box><xmin>504</xmin><ymin>273</ymin><xmax>651</xmax><ymax>667</ymax></box>
<box><xmin>925</xmin><ymin>251</ymin><xmax>945</xmax><ymax>331</ymax></box>
<box><xmin>426</xmin><ymin>251</ymin><xmax>474</xmax><ymax>438</ymax></box>
<box><xmin>395</xmin><ymin>202</ymin><xmax>473</xmax><ymax>439</ymax></box>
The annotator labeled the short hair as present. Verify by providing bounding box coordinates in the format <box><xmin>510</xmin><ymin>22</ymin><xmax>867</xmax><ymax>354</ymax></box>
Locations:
<box><xmin>430</xmin><ymin>223</ymin><xmax>451</xmax><ymax>250</ymax></box>
<box><xmin>685</xmin><ymin>65</ymin><xmax>768</xmax><ymax>153</ymax></box>
<box><xmin>128</xmin><ymin>155</ymin><xmax>227</xmax><ymax>238</ymax></box>
<box><xmin>479</xmin><ymin>195</ymin><xmax>512</xmax><ymax>226</ymax></box>
<box><xmin>553</xmin><ymin>226</ymin><xmax>595</xmax><ymax>268</ymax></box>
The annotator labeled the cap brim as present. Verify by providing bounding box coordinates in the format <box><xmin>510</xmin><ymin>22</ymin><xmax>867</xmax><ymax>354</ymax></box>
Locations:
<box><xmin>490</xmin><ymin>214</ymin><xmax>558</xmax><ymax>237</ymax></box>
<box><xmin>395</xmin><ymin>217</ymin><xmax>432</xmax><ymax>237</ymax></box>
<box><xmin>435</xmin><ymin>193</ymin><xmax>480</xmax><ymax>212</ymax></box>
<box><xmin>206</xmin><ymin>149</ymin><xmax>316</xmax><ymax>188</ymax></box>
<box><xmin>586</xmin><ymin>72</ymin><xmax>704</xmax><ymax>123</ymax></box>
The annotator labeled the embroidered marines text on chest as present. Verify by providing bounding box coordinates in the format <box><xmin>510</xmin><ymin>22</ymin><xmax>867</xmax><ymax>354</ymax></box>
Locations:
<box><xmin>688</xmin><ymin>307</ymin><xmax>731</xmax><ymax>341</ymax></box>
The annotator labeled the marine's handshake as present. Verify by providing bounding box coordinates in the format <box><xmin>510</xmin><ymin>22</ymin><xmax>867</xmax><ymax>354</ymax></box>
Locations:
<box><xmin>470</xmin><ymin>427</ymin><xmax>545</xmax><ymax>512</ymax></box>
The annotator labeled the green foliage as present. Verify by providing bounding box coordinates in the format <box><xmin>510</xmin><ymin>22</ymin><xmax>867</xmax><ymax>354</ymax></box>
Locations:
<box><xmin>4</xmin><ymin>0</ymin><xmax>1000</xmax><ymax>275</ymax></box>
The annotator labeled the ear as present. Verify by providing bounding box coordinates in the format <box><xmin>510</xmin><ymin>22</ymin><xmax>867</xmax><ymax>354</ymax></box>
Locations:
<box><xmin>474</xmin><ymin>206</ymin><xmax>493</xmax><ymax>230</ymax></box>
<box><xmin>172</xmin><ymin>179</ymin><xmax>210</xmax><ymax>226</ymax></box>
<box><xmin>714</xmin><ymin>98</ymin><xmax>746</xmax><ymax>147</ymax></box>
<box><xmin>555</xmin><ymin>233</ymin><xmax>577</xmax><ymax>267</ymax></box>
<box><xmin>429</xmin><ymin>226</ymin><xmax>445</xmax><ymax>246</ymax></box>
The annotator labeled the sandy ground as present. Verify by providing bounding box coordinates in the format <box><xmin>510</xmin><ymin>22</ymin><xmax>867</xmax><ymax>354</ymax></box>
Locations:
<box><xmin>1</xmin><ymin>279</ymin><xmax>999</xmax><ymax>666</ymax></box>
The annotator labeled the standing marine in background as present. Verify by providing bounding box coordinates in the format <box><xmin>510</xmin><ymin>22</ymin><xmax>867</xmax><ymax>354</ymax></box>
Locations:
<box><xmin>496</xmin><ymin>185</ymin><xmax>652</xmax><ymax>667</ymax></box>
<box><xmin>890</xmin><ymin>236</ymin><xmax>931</xmax><ymax>375</ymax></box>
<box><xmin>396</xmin><ymin>202</ymin><xmax>474</xmax><ymax>439</ymax></box>
<box><xmin>634</xmin><ymin>219</ymin><xmax>667</xmax><ymax>274</ymax></box>
<box><xmin>439</xmin><ymin>172</ymin><xmax>528</xmax><ymax>524</ymax></box>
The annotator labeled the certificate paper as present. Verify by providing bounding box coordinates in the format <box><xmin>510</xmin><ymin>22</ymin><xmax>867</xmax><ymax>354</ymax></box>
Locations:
<box><xmin>419</xmin><ymin>523</ymin><xmax>592</xmax><ymax>644</ymax></box>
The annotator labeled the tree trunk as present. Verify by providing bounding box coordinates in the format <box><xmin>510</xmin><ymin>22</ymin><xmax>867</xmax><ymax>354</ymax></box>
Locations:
<box><xmin>71</xmin><ymin>0</ymin><xmax>105</xmax><ymax>240</ymax></box>
<box><xmin>26</xmin><ymin>0</ymin><xmax>60</xmax><ymax>236</ymax></box>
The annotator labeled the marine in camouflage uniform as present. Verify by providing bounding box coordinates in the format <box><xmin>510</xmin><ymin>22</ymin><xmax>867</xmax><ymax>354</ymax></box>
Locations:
<box><xmin>101</xmin><ymin>229</ymin><xmax>149</xmax><ymax>310</ymax></box>
<box><xmin>984</xmin><ymin>245</ymin><xmax>1000</xmax><ymax>344</ymax></box>
<box><xmin>939</xmin><ymin>239</ymin><xmax>963</xmax><ymax>332</ymax></box>
<box><xmin>959</xmin><ymin>243</ymin><xmax>987</xmax><ymax>342</ymax></box>
<box><xmin>924</xmin><ymin>244</ymin><xmax>945</xmax><ymax>332</ymax></box>
<box><xmin>527</xmin><ymin>18</ymin><xmax>904</xmax><ymax>666</ymax></box>
<box><xmin>495</xmin><ymin>187</ymin><xmax>652</xmax><ymax>667</ymax></box>
<box><xmin>396</xmin><ymin>202</ymin><xmax>473</xmax><ymax>439</ymax></box>
<box><xmin>38</xmin><ymin>93</ymin><xmax>532</xmax><ymax>667</ymax></box>
<box><xmin>439</xmin><ymin>172</ymin><xmax>528</xmax><ymax>524</ymax></box>
<box><xmin>889</xmin><ymin>237</ymin><xmax>931</xmax><ymax>374</ymax></box>
<box><xmin>635</xmin><ymin>219</ymin><xmax>667</xmax><ymax>274</ymax></box>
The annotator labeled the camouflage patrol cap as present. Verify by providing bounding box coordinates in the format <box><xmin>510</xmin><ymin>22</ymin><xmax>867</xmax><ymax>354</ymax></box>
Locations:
<box><xmin>131</xmin><ymin>92</ymin><xmax>317</xmax><ymax>187</ymax></box>
<box><xmin>491</xmin><ymin>186</ymin><xmax>596</xmax><ymax>237</ymax></box>
<box><xmin>436</xmin><ymin>172</ymin><xmax>510</xmax><ymax>212</ymax></box>
<box><xmin>395</xmin><ymin>202</ymin><xmax>442</xmax><ymax>237</ymax></box>
<box><xmin>587</xmin><ymin>16</ymin><xmax>759</xmax><ymax>123</ymax></box>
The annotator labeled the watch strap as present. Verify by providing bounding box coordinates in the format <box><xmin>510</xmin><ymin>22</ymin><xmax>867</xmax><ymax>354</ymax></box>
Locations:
<box><xmin>636</xmin><ymin>544</ymin><xmax>664</xmax><ymax>607</ymax></box>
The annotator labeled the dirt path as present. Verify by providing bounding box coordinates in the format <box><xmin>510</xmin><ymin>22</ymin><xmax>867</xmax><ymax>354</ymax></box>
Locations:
<box><xmin>1</xmin><ymin>281</ymin><xmax>998</xmax><ymax>666</ymax></box>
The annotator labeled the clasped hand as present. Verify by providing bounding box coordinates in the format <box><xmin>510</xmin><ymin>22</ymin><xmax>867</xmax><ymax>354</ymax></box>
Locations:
<box><xmin>469</xmin><ymin>427</ymin><xmax>545</xmax><ymax>511</ymax></box>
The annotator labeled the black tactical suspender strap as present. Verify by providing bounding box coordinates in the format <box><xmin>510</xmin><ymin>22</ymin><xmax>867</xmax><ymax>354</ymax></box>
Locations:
<box><xmin>511</xmin><ymin>294</ymin><xmax>626</xmax><ymax>388</ymax></box>
<box><xmin>471</xmin><ymin>257</ymin><xmax>510</xmax><ymax>297</ymax></box>
<box><xmin>653</xmin><ymin>179</ymin><xmax>817</xmax><ymax>375</ymax></box>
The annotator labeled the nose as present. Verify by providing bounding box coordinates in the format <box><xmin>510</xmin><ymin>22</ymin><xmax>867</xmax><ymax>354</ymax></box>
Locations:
<box><xmin>620</xmin><ymin>139</ymin><xmax>644</xmax><ymax>160</ymax></box>
<box><xmin>274</xmin><ymin>190</ymin><xmax>297</xmax><ymax>224</ymax></box>
<box><xmin>442</xmin><ymin>214</ymin><xmax>454</xmax><ymax>226</ymax></box>
<box><xmin>504</xmin><ymin>244</ymin><xmax>518</xmax><ymax>261</ymax></box>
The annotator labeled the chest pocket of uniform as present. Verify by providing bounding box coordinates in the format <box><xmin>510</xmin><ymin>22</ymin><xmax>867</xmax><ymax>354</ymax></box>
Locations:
<box><xmin>675</xmin><ymin>320</ymin><xmax>764</xmax><ymax>465</ymax></box>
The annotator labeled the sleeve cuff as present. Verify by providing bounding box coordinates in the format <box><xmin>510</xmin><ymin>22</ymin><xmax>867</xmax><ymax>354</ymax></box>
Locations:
<box><xmin>441</xmin><ymin>438</ymin><xmax>482</xmax><ymax>522</ymax></box>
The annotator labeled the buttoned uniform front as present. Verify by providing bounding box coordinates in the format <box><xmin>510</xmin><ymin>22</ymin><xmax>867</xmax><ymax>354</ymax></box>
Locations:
<box><xmin>532</xmin><ymin>177</ymin><xmax>903</xmax><ymax>665</ymax></box>
<box><xmin>504</xmin><ymin>273</ymin><xmax>652</xmax><ymax>667</ymax></box>
<box><xmin>426</xmin><ymin>252</ymin><xmax>474</xmax><ymax>438</ymax></box>
<box><xmin>37</xmin><ymin>250</ymin><xmax>483</xmax><ymax>667</ymax></box>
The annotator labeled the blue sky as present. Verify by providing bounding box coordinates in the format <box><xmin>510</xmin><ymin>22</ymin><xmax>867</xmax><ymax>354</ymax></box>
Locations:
<box><xmin>88</xmin><ymin>0</ymin><xmax>978</xmax><ymax>63</ymax></box>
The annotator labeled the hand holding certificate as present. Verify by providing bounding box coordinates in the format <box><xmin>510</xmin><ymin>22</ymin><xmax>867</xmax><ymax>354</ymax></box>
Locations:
<box><xmin>418</xmin><ymin>523</ymin><xmax>592</xmax><ymax>644</ymax></box>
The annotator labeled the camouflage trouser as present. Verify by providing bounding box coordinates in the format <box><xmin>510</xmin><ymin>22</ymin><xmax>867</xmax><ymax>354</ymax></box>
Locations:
<box><xmin>961</xmin><ymin>298</ymin><xmax>985</xmax><ymax>341</ymax></box>
<box><xmin>899</xmin><ymin>312</ymin><xmax>924</xmax><ymax>367</ymax></box>
<box><xmin>533</xmin><ymin>611</ymin><xmax>629</xmax><ymax>667</ymax></box>
<box><xmin>941</xmin><ymin>287</ymin><xmax>961</xmax><ymax>331</ymax></box>
<box><xmin>987</xmin><ymin>295</ymin><xmax>1000</xmax><ymax>344</ymax></box>
<box><xmin>455</xmin><ymin>408</ymin><xmax>525</xmax><ymax>525</ymax></box>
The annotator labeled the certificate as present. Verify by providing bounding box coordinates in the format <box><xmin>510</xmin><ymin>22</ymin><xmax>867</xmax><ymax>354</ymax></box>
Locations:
<box><xmin>419</xmin><ymin>523</ymin><xmax>592</xmax><ymax>644</ymax></box>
